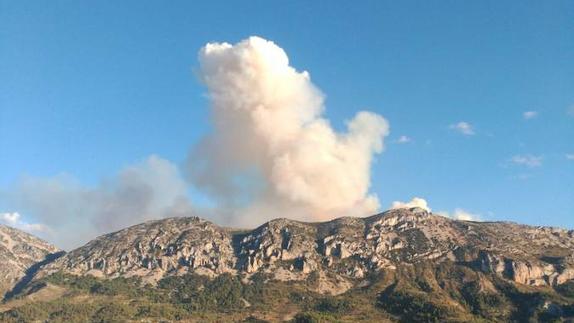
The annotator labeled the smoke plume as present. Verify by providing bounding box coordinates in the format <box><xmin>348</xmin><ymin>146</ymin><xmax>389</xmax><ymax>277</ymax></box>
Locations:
<box><xmin>1</xmin><ymin>36</ymin><xmax>389</xmax><ymax>248</ymax></box>
<box><xmin>1</xmin><ymin>156</ymin><xmax>191</xmax><ymax>249</ymax></box>
<box><xmin>188</xmin><ymin>37</ymin><xmax>389</xmax><ymax>226</ymax></box>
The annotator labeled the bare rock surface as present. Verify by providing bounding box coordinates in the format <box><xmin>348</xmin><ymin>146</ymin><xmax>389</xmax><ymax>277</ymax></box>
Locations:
<box><xmin>30</xmin><ymin>208</ymin><xmax>574</xmax><ymax>294</ymax></box>
<box><xmin>0</xmin><ymin>225</ymin><xmax>60</xmax><ymax>297</ymax></box>
<box><xmin>40</xmin><ymin>217</ymin><xmax>236</xmax><ymax>283</ymax></box>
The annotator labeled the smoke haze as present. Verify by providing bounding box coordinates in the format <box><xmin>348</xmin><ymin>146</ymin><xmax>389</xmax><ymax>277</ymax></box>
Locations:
<box><xmin>1</xmin><ymin>156</ymin><xmax>191</xmax><ymax>249</ymax></box>
<box><xmin>1</xmin><ymin>36</ymin><xmax>389</xmax><ymax>248</ymax></box>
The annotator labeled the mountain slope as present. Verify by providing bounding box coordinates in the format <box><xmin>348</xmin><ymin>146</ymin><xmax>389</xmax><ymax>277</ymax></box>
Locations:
<box><xmin>3</xmin><ymin>208</ymin><xmax>574</xmax><ymax>322</ymax></box>
<box><xmin>38</xmin><ymin>208</ymin><xmax>574</xmax><ymax>290</ymax></box>
<box><xmin>0</xmin><ymin>225</ymin><xmax>60</xmax><ymax>298</ymax></box>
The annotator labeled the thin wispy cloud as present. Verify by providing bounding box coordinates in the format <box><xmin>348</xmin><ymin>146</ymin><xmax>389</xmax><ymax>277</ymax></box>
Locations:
<box><xmin>449</xmin><ymin>121</ymin><xmax>475</xmax><ymax>136</ymax></box>
<box><xmin>510</xmin><ymin>154</ymin><xmax>543</xmax><ymax>168</ymax></box>
<box><xmin>523</xmin><ymin>111</ymin><xmax>538</xmax><ymax>120</ymax></box>
<box><xmin>566</xmin><ymin>154</ymin><xmax>574</xmax><ymax>161</ymax></box>
<box><xmin>396</xmin><ymin>135</ymin><xmax>412</xmax><ymax>144</ymax></box>
<box><xmin>567</xmin><ymin>105</ymin><xmax>574</xmax><ymax>117</ymax></box>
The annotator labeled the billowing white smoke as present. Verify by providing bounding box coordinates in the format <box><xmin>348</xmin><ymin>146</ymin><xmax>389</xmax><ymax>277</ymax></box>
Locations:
<box><xmin>1</xmin><ymin>36</ymin><xmax>390</xmax><ymax>248</ymax></box>
<box><xmin>188</xmin><ymin>37</ymin><xmax>389</xmax><ymax>225</ymax></box>
<box><xmin>1</xmin><ymin>156</ymin><xmax>191</xmax><ymax>249</ymax></box>
<box><xmin>391</xmin><ymin>197</ymin><xmax>431</xmax><ymax>212</ymax></box>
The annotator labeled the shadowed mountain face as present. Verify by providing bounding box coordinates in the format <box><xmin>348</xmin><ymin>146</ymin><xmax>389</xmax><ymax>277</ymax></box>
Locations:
<box><xmin>2</xmin><ymin>209</ymin><xmax>574</xmax><ymax>322</ymax></box>
<box><xmin>0</xmin><ymin>225</ymin><xmax>60</xmax><ymax>298</ymax></box>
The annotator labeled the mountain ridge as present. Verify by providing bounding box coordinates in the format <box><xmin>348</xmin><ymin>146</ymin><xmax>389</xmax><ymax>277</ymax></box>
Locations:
<box><xmin>2</xmin><ymin>208</ymin><xmax>574</xmax><ymax>322</ymax></box>
<box><xmin>30</xmin><ymin>208</ymin><xmax>574</xmax><ymax>292</ymax></box>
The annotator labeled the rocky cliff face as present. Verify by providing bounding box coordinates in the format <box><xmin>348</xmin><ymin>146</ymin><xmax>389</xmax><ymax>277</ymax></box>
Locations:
<box><xmin>40</xmin><ymin>217</ymin><xmax>236</xmax><ymax>282</ymax></box>
<box><xmin>0</xmin><ymin>225</ymin><xmax>60</xmax><ymax>297</ymax></box>
<box><xmin>36</xmin><ymin>208</ymin><xmax>574</xmax><ymax>294</ymax></box>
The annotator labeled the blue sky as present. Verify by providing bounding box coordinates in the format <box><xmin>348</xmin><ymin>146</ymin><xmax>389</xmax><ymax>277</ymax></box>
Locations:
<box><xmin>1</xmin><ymin>0</ymin><xmax>573</xmax><ymax>232</ymax></box>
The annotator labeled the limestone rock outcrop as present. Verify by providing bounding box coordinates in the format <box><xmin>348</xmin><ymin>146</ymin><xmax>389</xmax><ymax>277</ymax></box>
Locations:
<box><xmin>23</xmin><ymin>208</ymin><xmax>574</xmax><ymax>294</ymax></box>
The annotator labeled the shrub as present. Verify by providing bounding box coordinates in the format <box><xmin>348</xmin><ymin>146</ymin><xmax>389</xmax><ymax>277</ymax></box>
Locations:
<box><xmin>377</xmin><ymin>285</ymin><xmax>452</xmax><ymax>323</ymax></box>
<box><xmin>314</xmin><ymin>297</ymin><xmax>352</xmax><ymax>314</ymax></box>
<box><xmin>555</xmin><ymin>281</ymin><xmax>574</xmax><ymax>298</ymax></box>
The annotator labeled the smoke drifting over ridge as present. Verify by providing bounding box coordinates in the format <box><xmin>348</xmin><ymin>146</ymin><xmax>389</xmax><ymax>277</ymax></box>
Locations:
<box><xmin>1</xmin><ymin>36</ymin><xmax>389</xmax><ymax>248</ymax></box>
<box><xmin>391</xmin><ymin>197</ymin><xmax>482</xmax><ymax>222</ymax></box>
<box><xmin>1</xmin><ymin>156</ymin><xmax>191</xmax><ymax>249</ymax></box>
<box><xmin>391</xmin><ymin>197</ymin><xmax>431</xmax><ymax>212</ymax></box>
<box><xmin>188</xmin><ymin>37</ymin><xmax>389</xmax><ymax>225</ymax></box>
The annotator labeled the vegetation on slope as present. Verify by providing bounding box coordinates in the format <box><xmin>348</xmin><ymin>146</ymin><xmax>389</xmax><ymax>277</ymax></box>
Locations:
<box><xmin>1</xmin><ymin>261</ymin><xmax>574</xmax><ymax>322</ymax></box>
